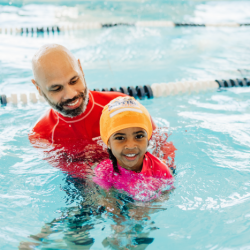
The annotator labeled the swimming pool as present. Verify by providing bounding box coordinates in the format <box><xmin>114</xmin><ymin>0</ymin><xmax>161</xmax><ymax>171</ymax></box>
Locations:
<box><xmin>1</xmin><ymin>1</ymin><xmax>250</xmax><ymax>249</ymax></box>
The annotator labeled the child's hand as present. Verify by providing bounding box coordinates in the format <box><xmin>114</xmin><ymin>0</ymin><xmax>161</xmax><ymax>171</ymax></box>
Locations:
<box><xmin>128</xmin><ymin>207</ymin><xmax>151</xmax><ymax>220</ymax></box>
<box><xmin>100</xmin><ymin>197</ymin><xmax>123</xmax><ymax>216</ymax></box>
<box><xmin>19</xmin><ymin>242</ymin><xmax>39</xmax><ymax>250</ymax></box>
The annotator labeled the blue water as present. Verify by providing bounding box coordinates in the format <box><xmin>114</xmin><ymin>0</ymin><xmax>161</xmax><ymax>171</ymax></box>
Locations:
<box><xmin>1</xmin><ymin>1</ymin><xmax>250</xmax><ymax>249</ymax></box>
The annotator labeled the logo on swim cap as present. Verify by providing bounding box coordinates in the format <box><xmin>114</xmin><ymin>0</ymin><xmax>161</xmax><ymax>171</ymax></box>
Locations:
<box><xmin>108</xmin><ymin>97</ymin><xmax>140</xmax><ymax>111</ymax></box>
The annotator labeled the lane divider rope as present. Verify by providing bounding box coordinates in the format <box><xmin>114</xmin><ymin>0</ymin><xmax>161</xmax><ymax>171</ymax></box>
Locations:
<box><xmin>1</xmin><ymin>21</ymin><xmax>250</xmax><ymax>34</ymax></box>
<box><xmin>1</xmin><ymin>78</ymin><xmax>249</xmax><ymax>105</ymax></box>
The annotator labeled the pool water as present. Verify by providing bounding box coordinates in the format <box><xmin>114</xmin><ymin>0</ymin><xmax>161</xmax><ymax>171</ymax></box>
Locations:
<box><xmin>1</xmin><ymin>1</ymin><xmax>250</xmax><ymax>249</ymax></box>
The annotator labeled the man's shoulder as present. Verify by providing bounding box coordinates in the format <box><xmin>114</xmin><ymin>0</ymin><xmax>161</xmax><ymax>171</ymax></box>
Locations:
<box><xmin>31</xmin><ymin>108</ymin><xmax>58</xmax><ymax>135</ymax></box>
<box><xmin>90</xmin><ymin>90</ymin><xmax>127</xmax><ymax>106</ymax></box>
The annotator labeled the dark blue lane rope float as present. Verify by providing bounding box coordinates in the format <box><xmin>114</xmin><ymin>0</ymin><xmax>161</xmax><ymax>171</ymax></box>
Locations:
<box><xmin>102</xmin><ymin>23</ymin><xmax>134</xmax><ymax>28</ymax></box>
<box><xmin>93</xmin><ymin>85</ymin><xmax>153</xmax><ymax>100</ymax></box>
<box><xmin>20</xmin><ymin>27</ymin><xmax>60</xmax><ymax>33</ymax></box>
<box><xmin>1</xmin><ymin>78</ymin><xmax>250</xmax><ymax>105</ymax></box>
<box><xmin>0</xmin><ymin>95</ymin><xmax>7</xmax><ymax>105</ymax></box>
<box><xmin>215</xmin><ymin>78</ymin><xmax>250</xmax><ymax>87</ymax></box>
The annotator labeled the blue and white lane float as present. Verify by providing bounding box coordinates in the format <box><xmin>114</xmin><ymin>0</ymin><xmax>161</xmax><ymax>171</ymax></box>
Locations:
<box><xmin>1</xmin><ymin>78</ymin><xmax>250</xmax><ymax>105</ymax></box>
<box><xmin>1</xmin><ymin>21</ymin><xmax>250</xmax><ymax>34</ymax></box>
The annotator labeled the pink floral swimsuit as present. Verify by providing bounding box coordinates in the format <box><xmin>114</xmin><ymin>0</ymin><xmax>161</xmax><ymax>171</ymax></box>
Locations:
<box><xmin>94</xmin><ymin>152</ymin><xmax>174</xmax><ymax>201</ymax></box>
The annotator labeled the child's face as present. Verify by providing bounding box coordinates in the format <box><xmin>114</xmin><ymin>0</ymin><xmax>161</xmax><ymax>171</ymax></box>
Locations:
<box><xmin>108</xmin><ymin>127</ymin><xmax>148</xmax><ymax>172</ymax></box>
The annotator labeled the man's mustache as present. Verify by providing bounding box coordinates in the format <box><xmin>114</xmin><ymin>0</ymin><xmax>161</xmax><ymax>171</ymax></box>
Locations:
<box><xmin>59</xmin><ymin>92</ymin><xmax>85</xmax><ymax>107</ymax></box>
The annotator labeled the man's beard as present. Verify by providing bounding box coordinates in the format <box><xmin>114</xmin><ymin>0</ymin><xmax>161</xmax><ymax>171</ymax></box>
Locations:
<box><xmin>42</xmin><ymin>87</ymin><xmax>89</xmax><ymax>118</ymax></box>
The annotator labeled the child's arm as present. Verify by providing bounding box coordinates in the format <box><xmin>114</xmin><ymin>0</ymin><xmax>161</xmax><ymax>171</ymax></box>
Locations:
<box><xmin>92</xmin><ymin>161</ymin><xmax>126</xmax><ymax>219</ymax></box>
<box><xmin>99</xmin><ymin>188</ymin><xmax>125</xmax><ymax>219</ymax></box>
<box><xmin>126</xmin><ymin>189</ymin><xmax>172</xmax><ymax>220</ymax></box>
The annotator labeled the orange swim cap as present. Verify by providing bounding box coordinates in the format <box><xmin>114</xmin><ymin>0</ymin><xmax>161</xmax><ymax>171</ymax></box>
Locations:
<box><xmin>100</xmin><ymin>96</ymin><xmax>152</xmax><ymax>145</ymax></box>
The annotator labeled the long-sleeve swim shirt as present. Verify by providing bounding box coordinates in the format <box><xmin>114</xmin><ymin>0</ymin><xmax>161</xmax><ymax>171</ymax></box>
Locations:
<box><xmin>29</xmin><ymin>91</ymin><xmax>127</xmax><ymax>145</ymax></box>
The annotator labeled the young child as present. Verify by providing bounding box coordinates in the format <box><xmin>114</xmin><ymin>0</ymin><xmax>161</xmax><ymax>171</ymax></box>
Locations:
<box><xmin>94</xmin><ymin>96</ymin><xmax>174</xmax><ymax>202</ymax></box>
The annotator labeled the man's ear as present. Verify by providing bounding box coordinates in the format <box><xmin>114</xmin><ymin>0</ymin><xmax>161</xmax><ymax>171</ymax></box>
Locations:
<box><xmin>31</xmin><ymin>79</ymin><xmax>42</xmax><ymax>96</ymax></box>
<box><xmin>78</xmin><ymin>59</ymin><xmax>84</xmax><ymax>76</ymax></box>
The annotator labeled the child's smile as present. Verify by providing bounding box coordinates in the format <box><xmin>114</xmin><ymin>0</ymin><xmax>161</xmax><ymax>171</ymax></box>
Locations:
<box><xmin>122</xmin><ymin>148</ymin><xmax>140</xmax><ymax>163</ymax></box>
<box><xmin>108</xmin><ymin>127</ymin><xmax>148</xmax><ymax>173</ymax></box>
<box><xmin>123</xmin><ymin>153</ymin><xmax>138</xmax><ymax>161</ymax></box>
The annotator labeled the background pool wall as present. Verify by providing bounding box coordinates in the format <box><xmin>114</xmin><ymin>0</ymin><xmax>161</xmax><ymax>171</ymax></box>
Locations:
<box><xmin>1</xmin><ymin>77</ymin><xmax>250</xmax><ymax>105</ymax></box>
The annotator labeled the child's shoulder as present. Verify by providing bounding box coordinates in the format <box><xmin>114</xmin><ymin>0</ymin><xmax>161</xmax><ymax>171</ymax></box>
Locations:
<box><xmin>95</xmin><ymin>159</ymin><xmax>113</xmax><ymax>174</ymax></box>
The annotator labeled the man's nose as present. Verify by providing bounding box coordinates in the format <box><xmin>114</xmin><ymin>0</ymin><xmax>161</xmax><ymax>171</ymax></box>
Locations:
<box><xmin>63</xmin><ymin>85</ymin><xmax>77</xmax><ymax>100</ymax></box>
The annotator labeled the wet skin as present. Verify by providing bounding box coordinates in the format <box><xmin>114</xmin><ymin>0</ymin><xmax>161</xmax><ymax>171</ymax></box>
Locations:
<box><xmin>108</xmin><ymin>127</ymin><xmax>148</xmax><ymax>172</ymax></box>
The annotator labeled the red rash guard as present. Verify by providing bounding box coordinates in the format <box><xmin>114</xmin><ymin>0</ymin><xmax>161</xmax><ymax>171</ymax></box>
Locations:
<box><xmin>29</xmin><ymin>91</ymin><xmax>157</xmax><ymax>177</ymax></box>
<box><xmin>30</xmin><ymin>91</ymin><xmax>128</xmax><ymax>144</ymax></box>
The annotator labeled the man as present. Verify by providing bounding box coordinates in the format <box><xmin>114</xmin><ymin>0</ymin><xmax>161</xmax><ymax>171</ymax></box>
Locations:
<box><xmin>30</xmin><ymin>44</ymin><xmax>156</xmax><ymax>175</ymax></box>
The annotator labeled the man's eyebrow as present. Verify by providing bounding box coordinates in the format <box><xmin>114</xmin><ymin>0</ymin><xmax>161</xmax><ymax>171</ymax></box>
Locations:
<box><xmin>48</xmin><ymin>76</ymin><xmax>79</xmax><ymax>89</ymax></box>
<box><xmin>49</xmin><ymin>84</ymin><xmax>62</xmax><ymax>89</ymax></box>
<box><xmin>70</xmin><ymin>76</ymin><xmax>78</xmax><ymax>81</ymax></box>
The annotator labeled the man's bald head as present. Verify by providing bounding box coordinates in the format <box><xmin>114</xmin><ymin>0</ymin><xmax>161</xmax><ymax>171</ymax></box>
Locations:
<box><xmin>32</xmin><ymin>44</ymin><xmax>79</xmax><ymax>86</ymax></box>
<box><xmin>31</xmin><ymin>44</ymin><xmax>88</xmax><ymax>118</ymax></box>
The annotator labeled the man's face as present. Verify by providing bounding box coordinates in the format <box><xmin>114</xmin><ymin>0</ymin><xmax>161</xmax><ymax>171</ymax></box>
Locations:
<box><xmin>42</xmin><ymin>82</ymin><xmax>88</xmax><ymax>118</ymax></box>
<box><xmin>33</xmin><ymin>56</ymin><xmax>88</xmax><ymax>118</ymax></box>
